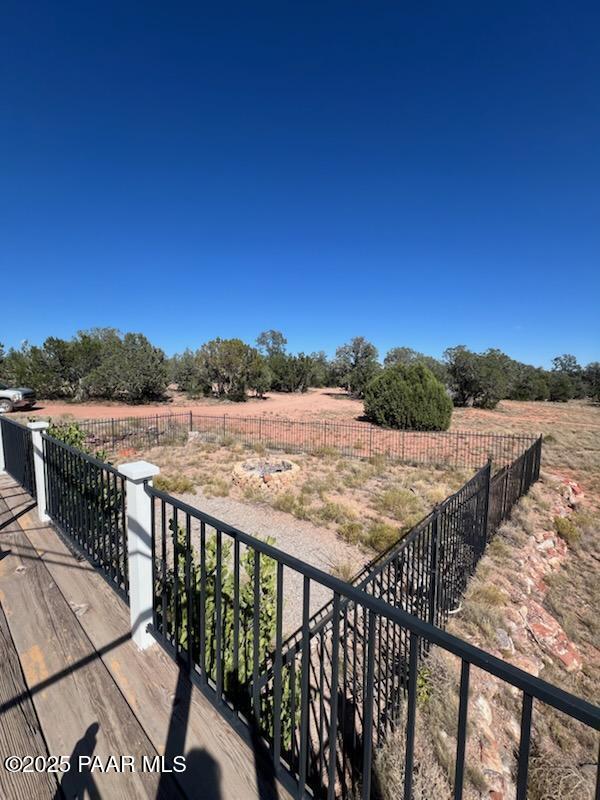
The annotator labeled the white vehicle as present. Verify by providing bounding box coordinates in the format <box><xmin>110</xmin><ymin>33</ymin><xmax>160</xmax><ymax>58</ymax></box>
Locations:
<box><xmin>0</xmin><ymin>383</ymin><xmax>36</xmax><ymax>413</ymax></box>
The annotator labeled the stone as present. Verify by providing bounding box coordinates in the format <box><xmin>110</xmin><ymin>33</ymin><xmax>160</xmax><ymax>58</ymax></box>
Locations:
<box><xmin>474</xmin><ymin>694</ymin><xmax>493</xmax><ymax>726</ymax></box>
<box><xmin>537</xmin><ymin>538</ymin><xmax>555</xmax><ymax>551</ymax></box>
<box><xmin>495</xmin><ymin>628</ymin><xmax>515</xmax><ymax>655</ymax></box>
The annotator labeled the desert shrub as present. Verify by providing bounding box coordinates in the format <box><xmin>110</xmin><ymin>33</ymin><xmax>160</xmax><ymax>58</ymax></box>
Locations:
<box><xmin>364</xmin><ymin>363</ymin><xmax>452</xmax><ymax>431</ymax></box>
<box><xmin>154</xmin><ymin>474</ymin><xmax>196</xmax><ymax>494</ymax></box>
<box><xmin>315</xmin><ymin>501</ymin><xmax>354</xmax><ymax>524</ymax></box>
<box><xmin>331</xmin><ymin>560</ymin><xmax>356</xmax><ymax>581</ymax></box>
<box><xmin>48</xmin><ymin>420</ymin><xmax>88</xmax><ymax>450</ymax></box>
<box><xmin>203</xmin><ymin>477</ymin><xmax>230</xmax><ymax>497</ymax></box>
<box><xmin>366</xmin><ymin>521</ymin><xmax>399</xmax><ymax>552</ymax></box>
<box><xmin>373</xmin><ymin>487</ymin><xmax>424</xmax><ymax>522</ymax></box>
<box><xmin>338</xmin><ymin>520</ymin><xmax>363</xmax><ymax>544</ymax></box>
<box><xmin>553</xmin><ymin>515</ymin><xmax>581</xmax><ymax>546</ymax></box>
<box><xmin>272</xmin><ymin>492</ymin><xmax>297</xmax><ymax>514</ymax></box>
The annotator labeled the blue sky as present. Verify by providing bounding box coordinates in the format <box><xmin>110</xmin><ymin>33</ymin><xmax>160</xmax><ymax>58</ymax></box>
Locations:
<box><xmin>1</xmin><ymin>2</ymin><xmax>599</xmax><ymax>366</ymax></box>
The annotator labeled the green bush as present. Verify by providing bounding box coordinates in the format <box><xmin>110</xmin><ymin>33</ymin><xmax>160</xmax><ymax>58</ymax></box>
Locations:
<box><xmin>553</xmin><ymin>515</ymin><xmax>580</xmax><ymax>546</ymax></box>
<box><xmin>363</xmin><ymin>364</ymin><xmax>452</xmax><ymax>431</ymax></box>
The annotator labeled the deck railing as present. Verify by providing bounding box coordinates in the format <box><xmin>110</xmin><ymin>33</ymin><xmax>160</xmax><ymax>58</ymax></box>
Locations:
<box><xmin>145</xmin><ymin>443</ymin><xmax>598</xmax><ymax>799</ymax></box>
<box><xmin>0</xmin><ymin>415</ymin><xmax>36</xmax><ymax>498</ymax></box>
<box><xmin>42</xmin><ymin>432</ymin><xmax>129</xmax><ymax>597</ymax></box>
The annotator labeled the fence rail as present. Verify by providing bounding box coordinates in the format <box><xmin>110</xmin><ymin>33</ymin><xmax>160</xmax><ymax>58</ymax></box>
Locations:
<box><xmin>146</xmin><ymin>433</ymin><xmax>598</xmax><ymax>800</ymax></box>
<box><xmin>77</xmin><ymin>410</ymin><xmax>537</xmax><ymax>469</ymax></box>
<box><xmin>0</xmin><ymin>415</ymin><xmax>36</xmax><ymax>498</ymax></box>
<box><xmin>42</xmin><ymin>432</ymin><xmax>129</xmax><ymax>597</ymax></box>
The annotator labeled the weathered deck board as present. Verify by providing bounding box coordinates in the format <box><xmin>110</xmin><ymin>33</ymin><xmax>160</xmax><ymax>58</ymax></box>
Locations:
<box><xmin>0</xmin><ymin>474</ymin><xmax>293</xmax><ymax>800</ymax></box>
<box><xmin>0</xmin><ymin>483</ymin><xmax>182</xmax><ymax>800</ymax></box>
<box><xmin>0</xmin><ymin>603</ymin><xmax>58</xmax><ymax>800</ymax></box>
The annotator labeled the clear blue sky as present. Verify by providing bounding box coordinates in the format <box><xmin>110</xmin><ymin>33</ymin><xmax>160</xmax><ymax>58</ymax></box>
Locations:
<box><xmin>2</xmin><ymin>2</ymin><xmax>599</xmax><ymax>367</ymax></box>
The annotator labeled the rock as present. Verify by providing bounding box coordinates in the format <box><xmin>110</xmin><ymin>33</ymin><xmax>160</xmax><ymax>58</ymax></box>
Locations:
<box><xmin>527</xmin><ymin>601</ymin><xmax>582</xmax><ymax>673</ymax></box>
<box><xmin>537</xmin><ymin>538</ymin><xmax>555</xmax><ymax>552</ymax></box>
<box><xmin>495</xmin><ymin>628</ymin><xmax>515</xmax><ymax>655</ymax></box>
<box><xmin>474</xmin><ymin>694</ymin><xmax>493</xmax><ymax>726</ymax></box>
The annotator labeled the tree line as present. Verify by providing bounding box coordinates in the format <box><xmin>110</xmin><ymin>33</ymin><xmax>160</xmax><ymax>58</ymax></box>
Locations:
<box><xmin>0</xmin><ymin>328</ymin><xmax>598</xmax><ymax>408</ymax></box>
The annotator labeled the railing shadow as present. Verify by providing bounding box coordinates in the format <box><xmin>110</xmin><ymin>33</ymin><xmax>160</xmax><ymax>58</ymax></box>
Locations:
<box><xmin>0</xmin><ymin>501</ymin><xmax>37</xmax><ymax>531</ymax></box>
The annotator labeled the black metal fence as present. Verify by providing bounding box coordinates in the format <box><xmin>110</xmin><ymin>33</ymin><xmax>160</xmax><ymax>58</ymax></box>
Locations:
<box><xmin>0</xmin><ymin>415</ymin><xmax>36</xmax><ymax>498</ymax></box>
<box><xmin>42</xmin><ymin>433</ymin><xmax>129</xmax><ymax>597</ymax></box>
<box><xmin>146</xmin><ymin>432</ymin><xmax>598</xmax><ymax>800</ymax></box>
<box><xmin>77</xmin><ymin>410</ymin><xmax>537</xmax><ymax>469</ymax></box>
<box><xmin>78</xmin><ymin>412</ymin><xmax>192</xmax><ymax>452</ymax></box>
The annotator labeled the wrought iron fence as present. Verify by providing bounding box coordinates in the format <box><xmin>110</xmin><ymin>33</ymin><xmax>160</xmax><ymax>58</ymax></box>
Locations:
<box><xmin>0</xmin><ymin>415</ymin><xmax>36</xmax><ymax>498</ymax></box>
<box><xmin>42</xmin><ymin>432</ymin><xmax>129</xmax><ymax>597</ymax></box>
<box><xmin>78</xmin><ymin>412</ymin><xmax>192</xmax><ymax>452</ymax></box>
<box><xmin>78</xmin><ymin>410</ymin><xmax>537</xmax><ymax>468</ymax></box>
<box><xmin>146</xmin><ymin>434</ymin><xmax>598</xmax><ymax>800</ymax></box>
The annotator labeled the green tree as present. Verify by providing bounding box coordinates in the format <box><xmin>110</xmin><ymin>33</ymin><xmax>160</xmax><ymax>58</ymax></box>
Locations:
<box><xmin>256</xmin><ymin>330</ymin><xmax>287</xmax><ymax>357</ymax></box>
<box><xmin>548</xmin><ymin>371</ymin><xmax>574</xmax><ymax>402</ymax></box>
<box><xmin>384</xmin><ymin>346</ymin><xmax>448</xmax><ymax>384</ymax></box>
<box><xmin>84</xmin><ymin>333</ymin><xmax>168</xmax><ymax>403</ymax></box>
<box><xmin>584</xmin><ymin>362</ymin><xmax>600</xmax><ymax>402</ymax></box>
<box><xmin>248</xmin><ymin>353</ymin><xmax>272</xmax><ymax>398</ymax></box>
<box><xmin>335</xmin><ymin>337</ymin><xmax>380</xmax><ymax>398</ymax></box>
<box><xmin>552</xmin><ymin>353</ymin><xmax>583</xmax><ymax>398</ymax></box>
<box><xmin>364</xmin><ymin>364</ymin><xmax>452</xmax><ymax>430</ymax></box>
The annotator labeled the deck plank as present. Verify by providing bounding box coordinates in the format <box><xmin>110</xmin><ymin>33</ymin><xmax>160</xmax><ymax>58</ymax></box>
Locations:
<box><xmin>0</xmin><ymin>483</ymin><xmax>181</xmax><ymax>800</ymax></box>
<box><xmin>0</xmin><ymin>474</ymin><xmax>292</xmax><ymax>800</ymax></box>
<box><xmin>0</xmin><ymin>602</ymin><xmax>58</xmax><ymax>800</ymax></box>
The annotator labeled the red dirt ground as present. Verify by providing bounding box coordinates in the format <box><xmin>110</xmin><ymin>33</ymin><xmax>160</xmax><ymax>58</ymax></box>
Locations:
<box><xmin>19</xmin><ymin>388</ymin><xmax>600</xmax><ymax>438</ymax></box>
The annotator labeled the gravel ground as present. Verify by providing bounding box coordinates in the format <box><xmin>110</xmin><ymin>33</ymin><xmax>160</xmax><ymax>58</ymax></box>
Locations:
<box><xmin>175</xmin><ymin>488</ymin><xmax>369</xmax><ymax>635</ymax></box>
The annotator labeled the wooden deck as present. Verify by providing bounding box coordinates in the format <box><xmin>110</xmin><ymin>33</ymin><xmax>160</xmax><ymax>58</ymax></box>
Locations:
<box><xmin>0</xmin><ymin>474</ymin><xmax>292</xmax><ymax>800</ymax></box>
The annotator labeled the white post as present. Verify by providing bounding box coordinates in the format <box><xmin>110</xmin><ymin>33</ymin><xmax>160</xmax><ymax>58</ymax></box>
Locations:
<box><xmin>28</xmin><ymin>421</ymin><xmax>50</xmax><ymax>522</ymax></box>
<box><xmin>120</xmin><ymin>460</ymin><xmax>160</xmax><ymax>650</ymax></box>
<box><xmin>0</xmin><ymin>416</ymin><xmax>5</xmax><ymax>474</ymax></box>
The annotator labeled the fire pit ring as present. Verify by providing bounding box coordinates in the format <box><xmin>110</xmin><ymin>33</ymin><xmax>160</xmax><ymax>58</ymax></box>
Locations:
<box><xmin>232</xmin><ymin>458</ymin><xmax>300</xmax><ymax>493</ymax></box>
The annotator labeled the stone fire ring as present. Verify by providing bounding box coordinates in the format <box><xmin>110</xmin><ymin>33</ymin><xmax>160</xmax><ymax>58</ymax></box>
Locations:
<box><xmin>232</xmin><ymin>458</ymin><xmax>300</xmax><ymax>493</ymax></box>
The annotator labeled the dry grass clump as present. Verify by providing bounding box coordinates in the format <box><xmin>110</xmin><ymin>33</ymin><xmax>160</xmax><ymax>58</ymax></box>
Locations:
<box><xmin>528</xmin><ymin>749</ymin><xmax>596</xmax><ymax>800</ymax></box>
<box><xmin>154</xmin><ymin>474</ymin><xmax>196</xmax><ymax>494</ymax></box>
<box><xmin>553</xmin><ymin>515</ymin><xmax>581</xmax><ymax>546</ymax></box>
<box><xmin>372</xmin><ymin>487</ymin><xmax>425</xmax><ymax>524</ymax></box>
<box><xmin>365</xmin><ymin>522</ymin><xmax>400</xmax><ymax>552</ymax></box>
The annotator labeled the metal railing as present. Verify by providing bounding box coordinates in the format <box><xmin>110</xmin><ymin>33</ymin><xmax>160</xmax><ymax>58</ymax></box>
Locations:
<box><xmin>42</xmin><ymin>433</ymin><xmax>129</xmax><ymax>597</ymax></box>
<box><xmin>0</xmin><ymin>415</ymin><xmax>36</xmax><ymax>498</ymax></box>
<box><xmin>146</xmin><ymin>460</ymin><xmax>598</xmax><ymax>800</ymax></box>
<box><xmin>77</xmin><ymin>410</ymin><xmax>537</xmax><ymax>468</ymax></box>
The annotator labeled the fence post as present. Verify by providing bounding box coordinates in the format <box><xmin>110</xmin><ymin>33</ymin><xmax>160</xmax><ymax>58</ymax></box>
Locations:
<box><xmin>483</xmin><ymin>458</ymin><xmax>492</xmax><ymax>544</ymax></box>
<box><xmin>120</xmin><ymin>460</ymin><xmax>160</xmax><ymax>650</ymax></box>
<box><xmin>189</xmin><ymin>410</ymin><xmax>193</xmax><ymax>432</ymax></box>
<box><xmin>0</xmin><ymin>417</ymin><xmax>5</xmax><ymax>474</ymax></box>
<box><xmin>428</xmin><ymin>509</ymin><xmax>440</xmax><ymax>628</ymax></box>
<box><xmin>28</xmin><ymin>421</ymin><xmax>50</xmax><ymax>523</ymax></box>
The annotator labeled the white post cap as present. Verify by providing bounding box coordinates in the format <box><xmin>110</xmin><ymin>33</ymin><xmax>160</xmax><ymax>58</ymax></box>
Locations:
<box><xmin>119</xmin><ymin>461</ymin><xmax>160</xmax><ymax>482</ymax></box>
<box><xmin>27</xmin><ymin>420</ymin><xmax>50</xmax><ymax>431</ymax></box>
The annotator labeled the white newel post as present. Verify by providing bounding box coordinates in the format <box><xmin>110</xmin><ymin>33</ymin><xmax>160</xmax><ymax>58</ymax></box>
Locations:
<box><xmin>120</xmin><ymin>460</ymin><xmax>160</xmax><ymax>650</ymax></box>
<box><xmin>28</xmin><ymin>421</ymin><xmax>50</xmax><ymax>522</ymax></box>
<box><xmin>0</xmin><ymin>416</ymin><xmax>5</xmax><ymax>474</ymax></box>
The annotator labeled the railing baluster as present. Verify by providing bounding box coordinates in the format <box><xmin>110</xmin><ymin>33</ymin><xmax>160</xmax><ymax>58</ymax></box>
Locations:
<box><xmin>298</xmin><ymin>576</ymin><xmax>311</xmax><ymax>797</ymax></box>
<box><xmin>453</xmin><ymin>660</ymin><xmax>471</xmax><ymax>800</ymax></box>
<box><xmin>327</xmin><ymin>593</ymin><xmax>341</xmax><ymax>800</ymax></box>
<box><xmin>403</xmin><ymin>631</ymin><xmax>418</xmax><ymax>800</ymax></box>
<box><xmin>516</xmin><ymin>693</ymin><xmax>533</xmax><ymax>800</ymax></box>
<box><xmin>253</xmin><ymin>550</ymin><xmax>261</xmax><ymax>725</ymax></box>
<box><xmin>273</xmin><ymin>562</ymin><xmax>284</xmax><ymax>772</ymax></box>
<box><xmin>361</xmin><ymin>609</ymin><xmax>376</xmax><ymax>800</ymax></box>
<box><xmin>215</xmin><ymin>529</ymin><xmax>223</xmax><ymax>701</ymax></box>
